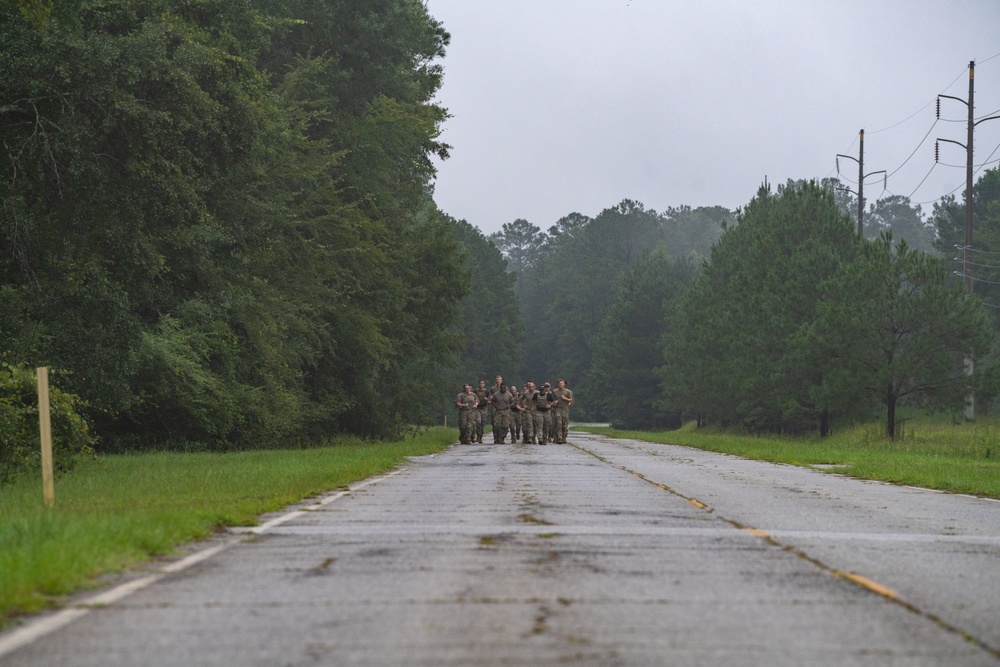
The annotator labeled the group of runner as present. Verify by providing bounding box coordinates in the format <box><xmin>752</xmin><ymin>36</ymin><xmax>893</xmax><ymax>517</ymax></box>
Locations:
<box><xmin>454</xmin><ymin>375</ymin><xmax>574</xmax><ymax>445</ymax></box>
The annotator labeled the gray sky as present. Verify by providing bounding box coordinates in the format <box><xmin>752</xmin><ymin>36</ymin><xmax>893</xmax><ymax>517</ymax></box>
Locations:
<box><xmin>425</xmin><ymin>1</ymin><xmax>1000</xmax><ymax>236</ymax></box>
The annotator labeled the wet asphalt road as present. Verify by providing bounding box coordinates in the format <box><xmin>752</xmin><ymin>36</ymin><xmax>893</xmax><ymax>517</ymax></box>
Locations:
<box><xmin>3</xmin><ymin>430</ymin><xmax>999</xmax><ymax>666</ymax></box>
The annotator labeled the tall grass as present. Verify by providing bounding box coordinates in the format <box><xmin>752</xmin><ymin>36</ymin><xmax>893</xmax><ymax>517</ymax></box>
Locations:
<box><xmin>0</xmin><ymin>428</ymin><xmax>457</xmax><ymax>623</ymax></box>
<box><xmin>583</xmin><ymin>418</ymin><xmax>1000</xmax><ymax>499</ymax></box>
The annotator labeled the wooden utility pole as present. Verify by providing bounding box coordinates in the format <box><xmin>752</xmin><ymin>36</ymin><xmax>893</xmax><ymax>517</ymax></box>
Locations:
<box><xmin>37</xmin><ymin>367</ymin><xmax>54</xmax><ymax>508</ymax></box>
<box><xmin>936</xmin><ymin>61</ymin><xmax>1000</xmax><ymax>420</ymax></box>
<box><xmin>837</xmin><ymin>130</ymin><xmax>884</xmax><ymax>237</ymax></box>
<box><xmin>858</xmin><ymin>130</ymin><xmax>864</xmax><ymax>237</ymax></box>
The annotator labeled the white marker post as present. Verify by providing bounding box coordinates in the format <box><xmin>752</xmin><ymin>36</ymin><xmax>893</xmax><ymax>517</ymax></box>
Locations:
<box><xmin>37</xmin><ymin>367</ymin><xmax>54</xmax><ymax>508</ymax></box>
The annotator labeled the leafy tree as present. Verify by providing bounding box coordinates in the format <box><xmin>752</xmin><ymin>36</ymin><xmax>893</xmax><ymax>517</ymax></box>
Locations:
<box><xmin>660</xmin><ymin>205</ymin><xmax>728</xmax><ymax>258</ymax></box>
<box><xmin>806</xmin><ymin>234</ymin><xmax>993</xmax><ymax>439</ymax></box>
<box><xmin>932</xmin><ymin>167</ymin><xmax>1000</xmax><ymax>261</ymax></box>
<box><xmin>516</xmin><ymin>200</ymin><xmax>666</xmax><ymax>413</ymax></box>
<box><xmin>0</xmin><ymin>364</ymin><xmax>95</xmax><ymax>483</ymax></box>
<box><xmin>489</xmin><ymin>219</ymin><xmax>546</xmax><ymax>275</ymax></box>
<box><xmin>426</xmin><ymin>214</ymin><xmax>525</xmax><ymax>411</ymax></box>
<box><xmin>589</xmin><ymin>246</ymin><xmax>696</xmax><ymax>428</ymax></box>
<box><xmin>664</xmin><ymin>181</ymin><xmax>859</xmax><ymax>433</ymax></box>
<box><xmin>864</xmin><ymin>196</ymin><xmax>937</xmax><ymax>255</ymax></box>
<box><xmin>0</xmin><ymin>0</ymin><xmax>465</xmax><ymax>448</ymax></box>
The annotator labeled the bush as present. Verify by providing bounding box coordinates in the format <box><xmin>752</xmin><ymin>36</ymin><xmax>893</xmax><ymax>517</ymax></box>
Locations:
<box><xmin>0</xmin><ymin>364</ymin><xmax>96</xmax><ymax>484</ymax></box>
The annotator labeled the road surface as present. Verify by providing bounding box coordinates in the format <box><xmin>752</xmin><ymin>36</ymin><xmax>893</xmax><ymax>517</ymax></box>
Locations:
<box><xmin>2</xmin><ymin>431</ymin><xmax>999</xmax><ymax>665</ymax></box>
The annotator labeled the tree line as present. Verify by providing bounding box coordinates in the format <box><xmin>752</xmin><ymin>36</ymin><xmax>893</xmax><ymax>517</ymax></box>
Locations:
<box><xmin>3</xmin><ymin>0</ymin><xmax>997</xmax><ymax>483</ymax></box>
<box><xmin>489</xmin><ymin>174</ymin><xmax>1000</xmax><ymax>440</ymax></box>
<box><xmin>0</xmin><ymin>0</ymin><xmax>526</xmax><ymax>474</ymax></box>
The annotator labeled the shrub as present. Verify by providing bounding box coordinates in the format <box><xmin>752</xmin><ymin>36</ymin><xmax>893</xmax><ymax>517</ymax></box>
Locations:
<box><xmin>0</xmin><ymin>364</ymin><xmax>96</xmax><ymax>484</ymax></box>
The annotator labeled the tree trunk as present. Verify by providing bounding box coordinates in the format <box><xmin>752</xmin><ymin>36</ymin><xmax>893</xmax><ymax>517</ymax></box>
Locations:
<box><xmin>819</xmin><ymin>410</ymin><xmax>831</xmax><ymax>438</ymax></box>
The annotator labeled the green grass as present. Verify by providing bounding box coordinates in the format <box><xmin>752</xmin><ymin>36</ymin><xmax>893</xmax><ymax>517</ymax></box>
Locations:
<box><xmin>580</xmin><ymin>418</ymin><xmax>1000</xmax><ymax>499</ymax></box>
<box><xmin>0</xmin><ymin>427</ymin><xmax>457</xmax><ymax>624</ymax></box>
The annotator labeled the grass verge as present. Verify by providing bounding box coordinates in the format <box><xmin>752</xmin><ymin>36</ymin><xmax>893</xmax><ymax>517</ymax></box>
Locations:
<box><xmin>0</xmin><ymin>427</ymin><xmax>457</xmax><ymax>624</ymax></box>
<box><xmin>579</xmin><ymin>419</ymin><xmax>1000</xmax><ymax>499</ymax></box>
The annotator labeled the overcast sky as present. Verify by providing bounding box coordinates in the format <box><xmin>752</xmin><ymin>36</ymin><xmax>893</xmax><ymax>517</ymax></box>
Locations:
<box><xmin>424</xmin><ymin>1</ymin><xmax>1000</xmax><ymax>236</ymax></box>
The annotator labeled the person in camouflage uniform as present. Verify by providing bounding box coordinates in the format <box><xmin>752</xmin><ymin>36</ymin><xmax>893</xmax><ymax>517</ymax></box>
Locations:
<box><xmin>520</xmin><ymin>381</ymin><xmax>537</xmax><ymax>443</ymax></box>
<box><xmin>472</xmin><ymin>379</ymin><xmax>489</xmax><ymax>443</ymax></box>
<box><xmin>509</xmin><ymin>381</ymin><xmax>522</xmax><ymax>442</ymax></box>
<box><xmin>534</xmin><ymin>382</ymin><xmax>555</xmax><ymax>445</ymax></box>
<box><xmin>490</xmin><ymin>382</ymin><xmax>516</xmax><ymax>443</ymax></box>
<box><xmin>550</xmin><ymin>378</ymin><xmax>574</xmax><ymax>444</ymax></box>
<box><xmin>454</xmin><ymin>384</ymin><xmax>478</xmax><ymax>444</ymax></box>
<box><xmin>488</xmin><ymin>375</ymin><xmax>503</xmax><ymax>434</ymax></box>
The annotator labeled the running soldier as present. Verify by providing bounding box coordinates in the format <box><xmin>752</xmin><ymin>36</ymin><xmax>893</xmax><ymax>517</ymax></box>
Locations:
<box><xmin>551</xmin><ymin>378</ymin><xmax>574</xmax><ymax>444</ymax></box>
<box><xmin>521</xmin><ymin>382</ymin><xmax>538</xmax><ymax>443</ymax></box>
<box><xmin>509</xmin><ymin>380</ymin><xmax>522</xmax><ymax>442</ymax></box>
<box><xmin>454</xmin><ymin>384</ymin><xmax>478</xmax><ymax>445</ymax></box>
<box><xmin>490</xmin><ymin>382</ymin><xmax>516</xmax><ymax>443</ymax></box>
<box><xmin>473</xmin><ymin>379</ymin><xmax>489</xmax><ymax>443</ymax></box>
<box><xmin>534</xmin><ymin>382</ymin><xmax>555</xmax><ymax>445</ymax></box>
<box><xmin>488</xmin><ymin>375</ymin><xmax>503</xmax><ymax>434</ymax></box>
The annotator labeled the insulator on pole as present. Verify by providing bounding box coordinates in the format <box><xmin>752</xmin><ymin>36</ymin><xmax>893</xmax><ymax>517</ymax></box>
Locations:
<box><xmin>936</xmin><ymin>97</ymin><xmax>941</xmax><ymax>119</ymax></box>
<box><xmin>935</xmin><ymin>141</ymin><xmax>939</xmax><ymax>162</ymax></box>
<box><xmin>836</xmin><ymin>157</ymin><xmax>840</xmax><ymax>174</ymax></box>
<box><xmin>883</xmin><ymin>174</ymin><xmax>887</xmax><ymax>190</ymax></box>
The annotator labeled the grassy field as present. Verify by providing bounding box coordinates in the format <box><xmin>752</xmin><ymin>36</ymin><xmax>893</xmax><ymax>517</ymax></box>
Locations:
<box><xmin>0</xmin><ymin>428</ymin><xmax>457</xmax><ymax>624</ymax></box>
<box><xmin>580</xmin><ymin>418</ymin><xmax>1000</xmax><ymax>499</ymax></box>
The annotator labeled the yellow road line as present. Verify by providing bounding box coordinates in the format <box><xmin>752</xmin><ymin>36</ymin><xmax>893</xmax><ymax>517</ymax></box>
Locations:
<box><xmin>835</xmin><ymin>571</ymin><xmax>898</xmax><ymax>600</ymax></box>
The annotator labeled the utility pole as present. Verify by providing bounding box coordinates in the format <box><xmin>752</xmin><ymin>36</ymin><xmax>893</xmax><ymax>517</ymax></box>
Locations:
<box><xmin>936</xmin><ymin>60</ymin><xmax>1000</xmax><ymax>420</ymax></box>
<box><xmin>837</xmin><ymin>130</ymin><xmax>885</xmax><ymax>237</ymax></box>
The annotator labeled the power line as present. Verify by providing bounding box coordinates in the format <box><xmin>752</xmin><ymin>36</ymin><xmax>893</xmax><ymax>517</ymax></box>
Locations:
<box><xmin>906</xmin><ymin>163</ymin><xmax>937</xmax><ymax>199</ymax></box>
<box><xmin>949</xmin><ymin>257</ymin><xmax>1000</xmax><ymax>270</ymax></box>
<box><xmin>937</xmin><ymin>157</ymin><xmax>1000</xmax><ymax>169</ymax></box>
<box><xmin>886</xmin><ymin>119</ymin><xmax>937</xmax><ymax>178</ymax></box>
<box><xmin>868</xmin><ymin>65</ymin><xmax>969</xmax><ymax>135</ymax></box>
<box><xmin>980</xmin><ymin>50</ymin><xmax>1000</xmax><ymax>66</ymax></box>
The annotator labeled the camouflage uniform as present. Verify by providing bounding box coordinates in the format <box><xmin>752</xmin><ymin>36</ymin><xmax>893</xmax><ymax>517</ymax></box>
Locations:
<box><xmin>488</xmin><ymin>381</ymin><xmax>503</xmax><ymax>432</ymax></box>
<box><xmin>510</xmin><ymin>383</ymin><xmax>522</xmax><ymax>441</ymax></box>
<box><xmin>551</xmin><ymin>385</ymin><xmax>574</xmax><ymax>444</ymax></box>
<box><xmin>473</xmin><ymin>386</ymin><xmax>489</xmax><ymax>443</ymax></box>
<box><xmin>490</xmin><ymin>389</ymin><xmax>515</xmax><ymax>443</ymax></box>
<box><xmin>533</xmin><ymin>389</ymin><xmax>554</xmax><ymax>445</ymax></box>
<box><xmin>520</xmin><ymin>388</ymin><xmax>536</xmax><ymax>443</ymax></box>
<box><xmin>455</xmin><ymin>390</ymin><xmax>478</xmax><ymax>444</ymax></box>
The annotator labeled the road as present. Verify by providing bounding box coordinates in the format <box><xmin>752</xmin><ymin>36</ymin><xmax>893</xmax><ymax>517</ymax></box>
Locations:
<box><xmin>2</xmin><ymin>431</ymin><xmax>999</xmax><ymax>666</ymax></box>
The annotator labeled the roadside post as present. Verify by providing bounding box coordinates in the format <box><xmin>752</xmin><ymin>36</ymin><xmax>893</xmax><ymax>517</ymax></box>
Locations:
<box><xmin>37</xmin><ymin>367</ymin><xmax>55</xmax><ymax>507</ymax></box>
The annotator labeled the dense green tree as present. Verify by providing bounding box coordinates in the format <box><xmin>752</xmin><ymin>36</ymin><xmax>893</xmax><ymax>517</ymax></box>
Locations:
<box><xmin>932</xmin><ymin>168</ymin><xmax>1000</xmax><ymax>260</ymax></box>
<box><xmin>805</xmin><ymin>234</ymin><xmax>993</xmax><ymax>439</ymax></box>
<box><xmin>938</xmin><ymin>169</ymin><xmax>1000</xmax><ymax>327</ymax></box>
<box><xmin>664</xmin><ymin>181</ymin><xmax>860</xmax><ymax>433</ymax></box>
<box><xmin>864</xmin><ymin>196</ymin><xmax>937</xmax><ymax>255</ymax></box>
<box><xmin>589</xmin><ymin>246</ymin><xmax>696</xmax><ymax>428</ymax></box>
<box><xmin>0</xmin><ymin>0</ymin><xmax>288</xmax><ymax>445</ymax></box>
<box><xmin>491</xmin><ymin>200</ymin><xmax>730</xmax><ymax>419</ymax></box>
<box><xmin>437</xmin><ymin>215</ymin><xmax>522</xmax><ymax>397</ymax></box>
<box><xmin>489</xmin><ymin>219</ymin><xmax>546</xmax><ymax>275</ymax></box>
<box><xmin>0</xmin><ymin>0</ymin><xmax>464</xmax><ymax>449</ymax></box>
<box><xmin>516</xmin><ymin>200</ymin><xmax>665</xmax><ymax>413</ymax></box>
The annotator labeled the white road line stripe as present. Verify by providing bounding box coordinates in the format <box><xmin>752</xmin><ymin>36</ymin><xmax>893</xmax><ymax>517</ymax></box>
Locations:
<box><xmin>0</xmin><ymin>470</ymin><xmax>403</xmax><ymax>660</ymax></box>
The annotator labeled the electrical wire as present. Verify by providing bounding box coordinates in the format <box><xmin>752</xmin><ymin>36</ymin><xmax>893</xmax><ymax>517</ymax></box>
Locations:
<box><xmin>977</xmin><ymin>107</ymin><xmax>1000</xmax><ymax>121</ymax></box>
<box><xmin>958</xmin><ymin>245</ymin><xmax>1000</xmax><ymax>256</ymax></box>
<box><xmin>869</xmin><ymin>65</ymin><xmax>968</xmax><ymax>135</ymax></box>
<box><xmin>980</xmin><ymin>51</ymin><xmax>1000</xmax><ymax>66</ymax></box>
<box><xmin>974</xmin><ymin>141</ymin><xmax>1000</xmax><ymax>177</ymax></box>
<box><xmin>937</xmin><ymin>157</ymin><xmax>1000</xmax><ymax>169</ymax></box>
<box><xmin>949</xmin><ymin>258</ymin><xmax>1000</xmax><ymax>270</ymax></box>
<box><xmin>868</xmin><ymin>101</ymin><xmax>934</xmax><ymax>135</ymax></box>
<box><xmin>906</xmin><ymin>163</ymin><xmax>937</xmax><ymax>199</ymax></box>
<box><xmin>886</xmin><ymin>119</ymin><xmax>937</xmax><ymax>177</ymax></box>
<box><xmin>970</xmin><ymin>276</ymin><xmax>1000</xmax><ymax>287</ymax></box>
